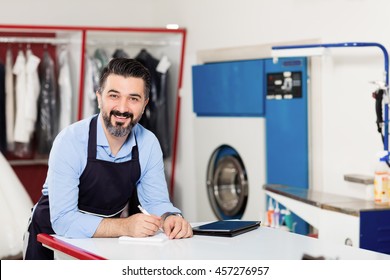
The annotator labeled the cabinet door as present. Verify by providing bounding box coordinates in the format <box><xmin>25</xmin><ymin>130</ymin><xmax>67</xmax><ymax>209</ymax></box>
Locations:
<box><xmin>360</xmin><ymin>210</ymin><xmax>390</xmax><ymax>254</ymax></box>
<box><xmin>318</xmin><ymin>209</ymin><xmax>360</xmax><ymax>247</ymax></box>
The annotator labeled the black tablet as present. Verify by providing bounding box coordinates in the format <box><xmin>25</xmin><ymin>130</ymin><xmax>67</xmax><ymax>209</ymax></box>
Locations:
<box><xmin>192</xmin><ymin>220</ymin><xmax>261</xmax><ymax>237</ymax></box>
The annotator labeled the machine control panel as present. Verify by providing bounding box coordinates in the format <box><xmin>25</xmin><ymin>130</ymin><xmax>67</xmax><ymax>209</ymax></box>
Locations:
<box><xmin>266</xmin><ymin>71</ymin><xmax>302</xmax><ymax>99</ymax></box>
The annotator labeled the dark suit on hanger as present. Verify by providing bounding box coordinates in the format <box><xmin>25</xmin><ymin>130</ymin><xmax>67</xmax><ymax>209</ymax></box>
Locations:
<box><xmin>112</xmin><ymin>49</ymin><xmax>129</xmax><ymax>59</ymax></box>
<box><xmin>37</xmin><ymin>51</ymin><xmax>58</xmax><ymax>154</ymax></box>
<box><xmin>135</xmin><ymin>49</ymin><xmax>171</xmax><ymax>158</ymax></box>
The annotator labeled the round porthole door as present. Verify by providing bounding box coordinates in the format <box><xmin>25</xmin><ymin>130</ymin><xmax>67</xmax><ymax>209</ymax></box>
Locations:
<box><xmin>206</xmin><ymin>145</ymin><xmax>248</xmax><ymax>220</ymax></box>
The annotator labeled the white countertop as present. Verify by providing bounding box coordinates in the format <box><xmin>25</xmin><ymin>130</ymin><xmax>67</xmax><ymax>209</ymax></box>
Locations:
<box><xmin>42</xmin><ymin>225</ymin><xmax>390</xmax><ymax>260</ymax></box>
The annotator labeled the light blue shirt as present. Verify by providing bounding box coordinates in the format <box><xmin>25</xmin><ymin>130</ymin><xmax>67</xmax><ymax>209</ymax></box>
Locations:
<box><xmin>42</xmin><ymin>114</ymin><xmax>180</xmax><ymax>238</ymax></box>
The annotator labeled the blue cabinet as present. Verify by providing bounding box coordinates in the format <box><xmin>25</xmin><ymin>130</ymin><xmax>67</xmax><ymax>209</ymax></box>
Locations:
<box><xmin>360</xmin><ymin>210</ymin><xmax>390</xmax><ymax>254</ymax></box>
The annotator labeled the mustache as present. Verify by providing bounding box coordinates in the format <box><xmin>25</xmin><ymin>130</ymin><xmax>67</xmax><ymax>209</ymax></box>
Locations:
<box><xmin>110</xmin><ymin>110</ymin><xmax>133</xmax><ymax>119</ymax></box>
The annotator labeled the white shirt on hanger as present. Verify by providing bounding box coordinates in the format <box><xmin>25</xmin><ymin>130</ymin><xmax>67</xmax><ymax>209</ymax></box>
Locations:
<box><xmin>13</xmin><ymin>50</ymin><xmax>29</xmax><ymax>143</ymax></box>
<box><xmin>25</xmin><ymin>49</ymin><xmax>41</xmax><ymax>138</ymax></box>
<box><xmin>5</xmin><ymin>48</ymin><xmax>14</xmax><ymax>150</ymax></box>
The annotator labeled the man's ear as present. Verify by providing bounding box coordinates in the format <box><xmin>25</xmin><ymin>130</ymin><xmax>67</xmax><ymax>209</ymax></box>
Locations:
<box><xmin>143</xmin><ymin>98</ymin><xmax>149</xmax><ymax>111</ymax></box>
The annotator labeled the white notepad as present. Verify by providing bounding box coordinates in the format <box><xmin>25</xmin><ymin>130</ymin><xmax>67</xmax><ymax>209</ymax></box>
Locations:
<box><xmin>118</xmin><ymin>232</ymin><xmax>168</xmax><ymax>243</ymax></box>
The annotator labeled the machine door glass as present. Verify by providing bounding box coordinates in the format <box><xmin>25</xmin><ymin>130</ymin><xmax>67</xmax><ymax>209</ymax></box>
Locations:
<box><xmin>207</xmin><ymin>145</ymin><xmax>248</xmax><ymax>220</ymax></box>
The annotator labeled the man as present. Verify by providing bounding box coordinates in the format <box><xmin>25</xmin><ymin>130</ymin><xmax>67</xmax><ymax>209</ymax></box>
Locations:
<box><xmin>24</xmin><ymin>58</ymin><xmax>192</xmax><ymax>260</ymax></box>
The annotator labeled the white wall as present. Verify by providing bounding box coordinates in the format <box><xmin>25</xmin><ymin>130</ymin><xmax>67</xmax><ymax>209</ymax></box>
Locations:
<box><xmin>3</xmin><ymin>0</ymin><xmax>389</xmax><ymax>221</ymax></box>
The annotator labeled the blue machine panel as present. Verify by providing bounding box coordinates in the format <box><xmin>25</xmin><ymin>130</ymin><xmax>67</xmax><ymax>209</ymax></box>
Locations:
<box><xmin>360</xmin><ymin>210</ymin><xmax>390</xmax><ymax>254</ymax></box>
<box><xmin>265</xmin><ymin>57</ymin><xmax>309</xmax><ymax>235</ymax></box>
<box><xmin>265</xmin><ymin>57</ymin><xmax>308</xmax><ymax>188</ymax></box>
<box><xmin>192</xmin><ymin>60</ymin><xmax>265</xmax><ymax>116</ymax></box>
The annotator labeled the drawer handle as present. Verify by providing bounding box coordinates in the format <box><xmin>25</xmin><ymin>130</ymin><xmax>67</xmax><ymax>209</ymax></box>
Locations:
<box><xmin>344</xmin><ymin>238</ymin><xmax>353</xmax><ymax>246</ymax></box>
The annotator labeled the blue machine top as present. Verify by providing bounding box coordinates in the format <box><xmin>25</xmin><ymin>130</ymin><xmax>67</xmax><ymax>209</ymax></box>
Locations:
<box><xmin>192</xmin><ymin>59</ymin><xmax>265</xmax><ymax>117</ymax></box>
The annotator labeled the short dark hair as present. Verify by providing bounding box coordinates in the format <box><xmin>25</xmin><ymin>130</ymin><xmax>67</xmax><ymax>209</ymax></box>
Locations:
<box><xmin>98</xmin><ymin>58</ymin><xmax>151</xmax><ymax>100</ymax></box>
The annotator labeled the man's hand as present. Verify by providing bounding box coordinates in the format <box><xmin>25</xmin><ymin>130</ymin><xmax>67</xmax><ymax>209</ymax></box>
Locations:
<box><xmin>126</xmin><ymin>213</ymin><xmax>162</xmax><ymax>237</ymax></box>
<box><xmin>162</xmin><ymin>215</ymin><xmax>193</xmax><ymax>239</ymax></box>
<box><xmin>93</xmin><ymin>213</ymin><xmax>161</xmax><ymax>238</ymax></box>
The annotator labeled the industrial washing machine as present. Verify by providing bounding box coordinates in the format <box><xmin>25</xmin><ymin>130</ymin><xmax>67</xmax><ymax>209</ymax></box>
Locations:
<box><xmin>192</xmin><ymin>60</ymin><xmax>266</xmax><ymax>221</ymax></box>
<box><xmin>192</xmin><ymin>57</ymin><xmax>310</xmax><ymax>234</ymax></box>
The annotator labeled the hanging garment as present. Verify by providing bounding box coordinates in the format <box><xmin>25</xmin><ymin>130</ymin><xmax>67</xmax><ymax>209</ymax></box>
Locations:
<box><xmin>93</xmin><ymin>48</ymin><xmax>109</xmax><ymax>72</ymax></box>
<box><xmin>91</xmin><ymin>56</ymin><xmax>100</xmax><ymax>93</ymax></box>
<box><xmin>82</xmin><ymin>55</ymin><xmax>98</xmax><ymax>118</ymax></box>
<box><xmin>112</xmin><ymin>48</ymin><xmax>129</xmax><ymax>59</ymax></box>
<box><xmin>37</xmin><ymin>50</ymin><xmax>58</xmax><ymax>154</ymax></box>
<box><xmin>0</xmin><ymin>63</ymin><xmax>5</xmax><ymax>153</ymax></box>
<box><xmin>25</xmin><ymin>49</ymin><xmax>41</xmax><ymax>139</ymax></box>
<box><xmin>135</xmin><ymin>49</ymin><xmax>171</xmax><ymax>158</ymax></box>
<box><xmin>89</xmin><ymin>48</ymin><xmax>109</xmax><ymax>115</ymax></box>
<box><xmin>5</xmin><ymin>48</ymin><xmax>15</xmax><ymax>152</ymax></box>
<box><xmin>13</xmin><ymin>50</ymin><xmax>29</xmax><ymax>144</ymax></box>
<box><xmin>58</xmin><ymin>47</ymin><xmax>72</xmax><ymax>131</ymax></box>
<box><xmin>13</xmin><ymin>50</ymin><xmax>33</xmax><ymax>157</ymax></box>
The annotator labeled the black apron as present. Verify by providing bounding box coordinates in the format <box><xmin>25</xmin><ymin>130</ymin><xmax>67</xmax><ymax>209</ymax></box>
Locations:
<box><xmin>24</xmin><ymin>116</ymin><xmax>141</xmax><ymax>259</ymax></box>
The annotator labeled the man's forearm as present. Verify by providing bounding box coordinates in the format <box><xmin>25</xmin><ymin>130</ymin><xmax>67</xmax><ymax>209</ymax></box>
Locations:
<box><xmin>92</xmin><ymin>218</ymin><xmax>126</xmax><ymax>238</ymax></box>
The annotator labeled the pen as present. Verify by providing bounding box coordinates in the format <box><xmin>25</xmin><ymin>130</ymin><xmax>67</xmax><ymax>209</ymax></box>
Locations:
<box><xmin>138</xmin><ymin>205</ymin><xmax>163</xmax><ymax>231</ymax></box>
<box><xmin>138</xmin><ymin>204</ymin><xmax>151</xmax><ymax>215</ymax></box>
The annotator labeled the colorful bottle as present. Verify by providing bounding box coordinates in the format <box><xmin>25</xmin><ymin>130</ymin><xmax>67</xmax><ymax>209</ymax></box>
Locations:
<box><xmin>374</xmin><ymin>151</ymin><xmax>390</xmax><ymax>205</ymax></box>
<box><xmin>274</xmin><ymin>202</ymin><xmax>280</xmax><ymax>228</ymax></box>
<box><xmin>267</xmin><ymin>198</ymin><xmax>274</xmax><ymax>227</ymax></box>
<box><xmin>281</xmin><ymin>209</ymin><xmax>293</xmax><ymax>231</ymax></box>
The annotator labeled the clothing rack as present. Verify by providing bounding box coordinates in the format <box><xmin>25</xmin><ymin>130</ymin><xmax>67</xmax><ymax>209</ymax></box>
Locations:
<box><xmin>87</xmin><ymin>38</ymin><xmax>180</xmax><ymax>47</ymax></box>
<box><xmin>0</xmin><ymin>36</ymin><xmax>72</xmax><ymax>45</ymax></box>
<box><xmin>0</xmin><ymin>24</ymin><xmax>187</xmax><ymax>201</ymax></box>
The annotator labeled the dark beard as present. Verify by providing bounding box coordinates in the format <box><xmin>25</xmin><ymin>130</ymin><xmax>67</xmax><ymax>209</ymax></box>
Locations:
<box><xmin>103</xmin><ymin>110</ymin><xmax>135</xmax><ymax>137</ymax></box>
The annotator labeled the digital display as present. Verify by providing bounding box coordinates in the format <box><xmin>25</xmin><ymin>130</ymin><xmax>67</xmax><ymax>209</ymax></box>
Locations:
<box><xmin>267</xmin><ymin>71</ymin><xmax>303</xmax><ymax>99</ymax></box>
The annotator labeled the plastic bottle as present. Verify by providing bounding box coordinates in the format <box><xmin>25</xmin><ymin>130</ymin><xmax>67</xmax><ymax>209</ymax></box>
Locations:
<box><xmin>267</xmin><ymin>198</ymin><xmax>274</xmax><ymax>227</ymax></box>
<box><xmin>281</xmin><ymin>209</ymin><xmax>293</xmax><ymax>231</ymax></box>
<box><xmin>386</xmin><ymin>181</ymin><xmax>390</xmax><ymax>205</ymax></box>
<box><xmin>374</xmin><ymin>151</ymin><xmax>390</xmax><ymax>205</ymax></box>
<box><xmin>279</xmin><ymin>215</ymin><xmax>290</xmax><ymax>232</ymax></box>
<box><xmin>273</xmin><ymin>202</ymin><xmax>280</xmax><ymax>228</ymax></box>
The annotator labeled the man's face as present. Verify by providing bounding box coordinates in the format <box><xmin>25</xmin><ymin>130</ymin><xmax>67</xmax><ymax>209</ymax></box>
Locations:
<box><xmin>97</xmin><ymin>74</ymin><xmax>148</xmax><ymax>138</ymax></box>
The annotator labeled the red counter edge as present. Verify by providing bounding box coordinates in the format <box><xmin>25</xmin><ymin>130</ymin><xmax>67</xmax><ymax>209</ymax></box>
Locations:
<box><xmin>37</xmin><ymin>233</ymin><xmax>106</xmax><ymax>260</ymax></box>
